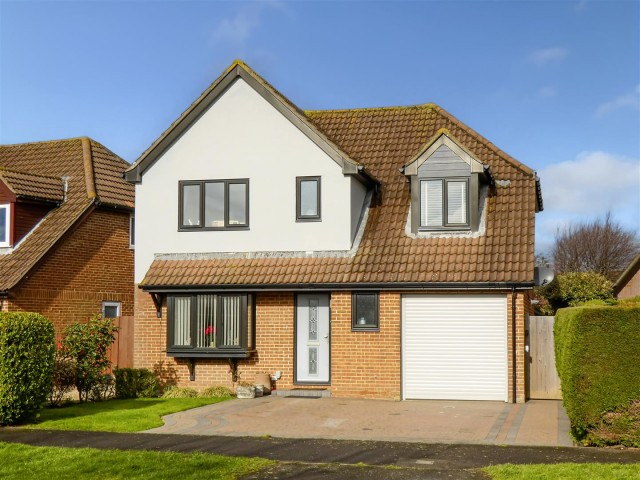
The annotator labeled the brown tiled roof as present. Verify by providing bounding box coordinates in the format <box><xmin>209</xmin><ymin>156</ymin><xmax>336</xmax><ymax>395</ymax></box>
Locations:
<box><xmin>0</xmin><ymin>137</ymin><xmax>134</xmax><ymax>292</ymax></box>
<box><xmin>141</xmin><ymin>102</ymin><xmax>537</xmax><ymax>289</ymax></box>
<box><xmin>0</xmin><ymin>169</ymin><xmax>64</xmax><ymax>202</ymax></box>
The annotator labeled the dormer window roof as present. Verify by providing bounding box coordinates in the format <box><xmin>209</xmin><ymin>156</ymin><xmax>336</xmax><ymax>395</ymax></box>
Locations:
<box><xmin>401</xmin><ymin>132</ymin><xmax>493</xmax><ymax>234</ymax></box>
<box><xmin>0</xmin><ymin>169</ymin><xmax>65</xmax><ymax>204</ymax></box>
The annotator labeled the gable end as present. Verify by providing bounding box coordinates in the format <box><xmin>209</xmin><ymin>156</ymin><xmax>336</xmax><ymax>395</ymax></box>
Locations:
<box><xmin>125</xmin><ymin>62</ymin><xmax>365</xmax><ymax>183</ymax></box>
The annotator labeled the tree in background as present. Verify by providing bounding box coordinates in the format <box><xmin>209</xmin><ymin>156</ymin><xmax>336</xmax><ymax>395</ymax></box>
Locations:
<box><xmin>553</xmin><ymin>212</ymin><xmax>639</xmax><ymax>281</ymax></box>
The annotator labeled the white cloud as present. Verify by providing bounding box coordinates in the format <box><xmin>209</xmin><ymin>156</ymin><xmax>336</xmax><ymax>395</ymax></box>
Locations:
<box><xmin>529</xmin><ymin>47</ymin><xmax>568</xmax><ymax>67</ymax></box>
<box><xmin>595</xmin><ymin>85</ymin><xmax>640</xmax><ymax>117</ymax></box>
<box><xmin>212</xmin><ymin>1</ymin><xmax>283</xmax><ymax>47</ymax></box>
<box><xmin>538</xmin><ymin>86</ymin><xmax>557</xmax><ymax>98</ymax></box>
<box><xmin>536</xmin><ymin>151</ymin><xmax>640</xmax><ymax>253</ymax></box>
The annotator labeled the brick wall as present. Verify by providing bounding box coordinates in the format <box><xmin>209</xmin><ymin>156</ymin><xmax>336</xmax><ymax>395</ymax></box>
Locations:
<box><xmin>6</xmin><ymin>208</ymin><xmax>134</xmax><ymax>336</ymax></box>
<box><xmin>507</xmin><ymin>290</ymin><xmax>528</xmax><ymax>403</ymax></box>
<box><xmin>134</xmin><ymin>288</ymin><xmax>528</xmax><ymax>402</ymax></box>
<box><xmin>329</xmin><ymin>291</ymin><xmax>401</xmax><ymax>399</ymax></box>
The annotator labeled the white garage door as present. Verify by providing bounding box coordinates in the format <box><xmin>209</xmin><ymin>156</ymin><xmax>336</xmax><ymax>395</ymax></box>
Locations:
<box><xmin>402</xmin><ymin>294</ymin><xmax>508</xmax><ymax>401</ymax></box>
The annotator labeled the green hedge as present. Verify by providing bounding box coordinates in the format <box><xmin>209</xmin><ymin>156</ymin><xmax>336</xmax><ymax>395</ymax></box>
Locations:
<box><xmin>554</xmin><ymin>303</ymin><xmax>640</xmax><ymax>446</ymax></box>
<box><xmin>0</xmin><ymin>312</ymin><xmax>55</xmax><ymax>424</ymax></box>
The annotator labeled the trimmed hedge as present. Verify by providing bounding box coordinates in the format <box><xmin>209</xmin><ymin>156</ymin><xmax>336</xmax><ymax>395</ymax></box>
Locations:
<box><xmin>0</xmin><ymin>312</ymin><xmax>55</xmax><ymax>424</ymax></box>
<box><xmin>554</xmin><ymin>303</ymin><xmax>640</xmax><ymax>446</ymax></box>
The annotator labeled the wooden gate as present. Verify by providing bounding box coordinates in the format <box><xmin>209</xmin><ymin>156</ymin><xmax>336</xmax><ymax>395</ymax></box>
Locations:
<box><xmin>527</xmin><ymin>315</ymin><xmax>562</xmax><ymax>399</ymax></box>
<box><xmin>108</xmin><ymin>316</ymin><xmax>134</xmax><ymax>371</ymax></box>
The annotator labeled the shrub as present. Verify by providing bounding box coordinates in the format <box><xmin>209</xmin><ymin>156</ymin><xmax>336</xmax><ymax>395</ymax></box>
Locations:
<box><xmin>557</xmin><ymin>271</ymin><xmax>613</xmax><ymax>306</ymax></box>
<box><xmin>161</xmin><ymin>386</ymin><xmax>198</xmax><ymax>398</ymax></box>
<box><xmin>554</xmin><ymin>304</ymin><xmax>640</xmax><ymax>445</ymax></box>
<box><xmin>114</xmin><ymin>368</ymin><xmax>160</xmax><ymax>399</ymax></box>
<box><xmin>48</xmin><ymin>351</ymin><xmax>76</xmax><ymax>407</ymax></box>
<box><xmin>199</xmin><ymin>386</ymin><xmax>234</xmax><ymax>398</ymax></box>
<box><xmin>0</xmin><ymin>312</ymin><xmax>55</xmax><ymax>424</ymax></box>
<box><xmin>59</xmin><ymin>315</ymin><xmax>117</xmax><ymax>402</ymax></box>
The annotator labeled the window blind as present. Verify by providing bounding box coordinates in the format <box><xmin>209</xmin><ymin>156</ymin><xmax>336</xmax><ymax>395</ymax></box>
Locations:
<box><xmin>421</xmin><ymin>180</ymin><xmax>443</xmax><ymax>227</ymax></box>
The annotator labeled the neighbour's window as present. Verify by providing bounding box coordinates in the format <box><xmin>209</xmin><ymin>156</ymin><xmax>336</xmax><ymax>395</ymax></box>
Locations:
<box><xmin>167</xmin><ymin>293</ymin><xmax>255</xmax><ymax>355</ymax></box>
<box><xmin>102</xmin><ymin>301</ymin><xmax>121</xmax><ymax>318</ymax></box>
<box><xmin>420</xmin><ymin>178</ymin><xmax>469</xmax><ymax>228</ymax></box>
<box><xmin>129</xmin><ymin>214</ymin><xmax>135</xmax><ymax>248</ymax></box>
<box><xmin>296</xmin><ymin>176</ymin><xmax>321</xmax><ymax>221</ymax></box>
<box><xmin>179</xmin><ymin>179</ymin><xmax>249</xmax><ymax>230</ymax></box>
<box><xmin>0</xmin><ymin>204</ymin><xmax>10</xmax><ymax>247</ymax></box>
<box><xmin>352</xmin><ymin>292</ymin><xmax>379</xmax><ymax>331</ymax></box>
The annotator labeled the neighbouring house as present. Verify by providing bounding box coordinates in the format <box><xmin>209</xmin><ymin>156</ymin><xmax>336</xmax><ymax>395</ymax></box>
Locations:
<box><xmin>0</xmin><ymin>138</ymin><xmax>135</xmax><ymax>334</ymax></box>
<box><xmin>125</xmin><ymin>60</ymin><xmax>543</xmax><ymax>403</ymax></box>
<box><xmin>614</xmin><ymin>254</ymin><xmax>640</xmax><ymax>299</ymax></box>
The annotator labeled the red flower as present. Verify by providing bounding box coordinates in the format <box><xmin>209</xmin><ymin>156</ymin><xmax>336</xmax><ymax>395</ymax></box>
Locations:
<box><xmin>204</xmin><ymin>325</ymin><xmax>215</xmax><ymax>336</ymax></box>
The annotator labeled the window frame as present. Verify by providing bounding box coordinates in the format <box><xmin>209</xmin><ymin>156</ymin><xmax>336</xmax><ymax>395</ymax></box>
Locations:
<box><xmin>351</xmin><ymin>292</ymin><xmax>380</xmax><ymax>331</ymax></box>
<box><xmin>166</xmin><ymin>293</ymin><xmax>255</xmax><ymax>358</ymax></box>
<box><xmin>296</xmin><ymin>176</ymin><xmax>321</xmax><ymax>222</ymax></box>
<box><xmin>419</xmin><ymin>177</ymin><xmax>470</xmax><ymax>230</ymax></box>
<box><xmin>178</xmin><ymin>179</ymin><xmax>250</xmax><ymax>231</ymax></box>
<box><xmin>0</xmin><ymin>204</ymin><xmax>11</xmax><ymax>247</ymax></box>
<box><xmin>129</xmin><ymin>214</ymin><xmax>135</xmax><ymax>249</ymax></box>
<box><xmin>102</xmin><ymin>301</ymin><xmax>121</xmax><ymax>319</ymax></box>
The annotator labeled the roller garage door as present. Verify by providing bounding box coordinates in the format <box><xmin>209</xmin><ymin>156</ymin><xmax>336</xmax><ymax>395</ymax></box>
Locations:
<box><xmin>402</xmin><ymin>294</ymin><xmax>508</xmax><ymax>401</ymax></box>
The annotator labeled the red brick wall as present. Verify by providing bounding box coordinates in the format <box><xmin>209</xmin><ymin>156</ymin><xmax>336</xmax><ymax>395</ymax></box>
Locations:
<box><xmin>134</xmin><ymin>288</ymin><xmax>528</xmax><ymax>402</ymax></box>
<box><xmin>507</xmin><ymin>291</ymin><xmax>528</xmax><ymax>403</ymax></box>
<box><xmin>6</xmin><ymin>208</ymin><xmax>134</xmax><ymax>336</ymax></box>
<box><xmin>329</xmin><ymin>291</ymin><xmax>401</xmax><ymax>399</ymax></box>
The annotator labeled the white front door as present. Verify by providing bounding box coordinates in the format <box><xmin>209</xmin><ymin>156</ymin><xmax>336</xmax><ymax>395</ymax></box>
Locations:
<box><xmin>296</xmin><ymin>293</ymin><xmax>330</xmax><ymax>383</ymax></box>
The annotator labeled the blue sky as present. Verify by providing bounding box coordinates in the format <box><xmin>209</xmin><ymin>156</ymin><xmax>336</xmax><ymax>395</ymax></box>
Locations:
<box><xmin>1</xmin><ymin>0</ymin><xmax>638</xmax><ymax>254</ymax></box>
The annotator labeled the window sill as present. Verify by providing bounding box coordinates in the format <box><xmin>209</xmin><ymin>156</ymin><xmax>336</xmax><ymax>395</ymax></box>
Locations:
<box><xmin>167</xmin><ymin>349</ymin><xmax>254</xmax><ymax>359</ymax></box>
<box><xmin>419</xmin><ymin>226</ymin><xmax>471</xmax><ymax>232</ymax></box>
<box><xmin>178</xmin><ymin>226</ymin><xmax>250</xmax><ymax>232</ymax></box>
<box><xmin>351</xmin><ymin>327</ymin><xmax>380</xmax><ymax>332</ymax></box>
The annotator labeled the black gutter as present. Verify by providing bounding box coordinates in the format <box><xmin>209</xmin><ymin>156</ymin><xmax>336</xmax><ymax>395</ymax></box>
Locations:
<box><xmin>139</xmin><ymin>281</ymin><xmax>535</xmax><ymax>293</ymax></box>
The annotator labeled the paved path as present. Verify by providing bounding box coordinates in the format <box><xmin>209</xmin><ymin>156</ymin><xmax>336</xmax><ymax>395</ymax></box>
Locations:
<box><xmin>146</xmin><ymin>396</ymin><xmax>573</xmax><ymax>447</ymax></box>
<box><xmin>1</xmin><ymin>429</ymin><xmax>638</xmax><ymax>480</ymax></box>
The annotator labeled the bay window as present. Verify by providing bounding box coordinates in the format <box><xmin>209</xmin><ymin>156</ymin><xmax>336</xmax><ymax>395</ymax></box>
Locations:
<box><xmin>167</xmin><ymin>293</ymin><xmax>255</xmax><ymax>357</ymax></box>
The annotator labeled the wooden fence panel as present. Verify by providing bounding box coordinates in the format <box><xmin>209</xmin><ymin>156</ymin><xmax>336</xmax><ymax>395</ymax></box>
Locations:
<box><xmin>528</xmin><ymin>315</ymin><xmax>562</xmax><ymax>399</ymax></box>
<box><xmin>108</xmin><ymin>316</ymin><xmax>134</xmax><ymax>371</ymax></box>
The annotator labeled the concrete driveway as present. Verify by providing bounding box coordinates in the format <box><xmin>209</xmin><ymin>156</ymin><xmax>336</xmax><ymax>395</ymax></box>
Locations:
<box><xmin>145</xmin><ymin>396</ymin><xmax>573</xmax><ymax>447</ymax></box>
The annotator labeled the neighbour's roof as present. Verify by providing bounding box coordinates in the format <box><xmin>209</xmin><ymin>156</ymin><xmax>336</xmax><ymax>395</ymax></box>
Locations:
<box><xmin>613</xmin><ymin>254</ymin><xmax>640</xmax><ymax>296</ymax></box>
<box><xmin>0</xmin><ymin>137</ymin><xmax>134</xmax><ymax>292</ymax></box>
<box><xmin>0</xmin><ymin>169</ymin><xmax>64</xmax><ymax>203</ymax></box>
<box><xmin>141</xmin><ymin>90</ymin><xmax>538</xmax><ymax>288</ymax></box>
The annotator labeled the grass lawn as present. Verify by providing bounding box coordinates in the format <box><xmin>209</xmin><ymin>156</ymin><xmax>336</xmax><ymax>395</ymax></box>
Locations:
<box><xmin>0</xmin><ymin>442</ymin><xmax>272</xmax><ymax>480</ymax></box>
<box><xmin>484</xmin><ymin>463</ymin><xmax>640</xmax><ymax>480</ymax></box>
<box><xmin>27</xmin><ymin>397</ymin><xmax>229</xmax><ymax>432</ymax></box>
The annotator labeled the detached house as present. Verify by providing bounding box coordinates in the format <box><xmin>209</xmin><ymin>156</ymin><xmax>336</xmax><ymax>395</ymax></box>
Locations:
<box><xmin>125</xmin><ymin>61</ymin><xmax>542</xmax><ymax>403</ymax></box>
<box><xmin>0</xmin><ymin>138</ymin><xmax>134</xmax><ymax>333</ymax></box>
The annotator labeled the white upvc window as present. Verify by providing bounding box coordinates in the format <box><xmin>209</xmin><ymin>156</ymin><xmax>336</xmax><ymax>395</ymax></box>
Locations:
<box><xmin>0</xmin><ymin>204</ymin><xmax>11</xmax><ymax>247</ymax></box>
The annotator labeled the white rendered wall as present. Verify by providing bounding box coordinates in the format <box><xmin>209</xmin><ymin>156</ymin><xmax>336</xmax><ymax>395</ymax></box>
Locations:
<box><xmin>135</xmin><ymin>78</ymin><xmax>360</xmax><ymax>283</ymax></box>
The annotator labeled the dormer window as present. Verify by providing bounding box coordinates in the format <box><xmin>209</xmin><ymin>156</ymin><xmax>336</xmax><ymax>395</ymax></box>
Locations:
<box><xmin>420</xmin><ymin>178</ymin><xmax>469</xmax><ymax>229</ymax></box>
<box><xmin>0</xmin><ymin>204</ymin><xmax>10</xmax><ymax>247</ymax></box>
<box><xmin>403</xmin><ymin>133</ymin><xmax>489</xmax><ymax>234</ymax></box>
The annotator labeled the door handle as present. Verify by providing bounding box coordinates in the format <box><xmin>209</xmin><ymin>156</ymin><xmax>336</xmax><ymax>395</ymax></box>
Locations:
<box><xmin>324</xmin><ymin>334</ymin><xmax>329</xmax><ymax>339</ymax></box>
